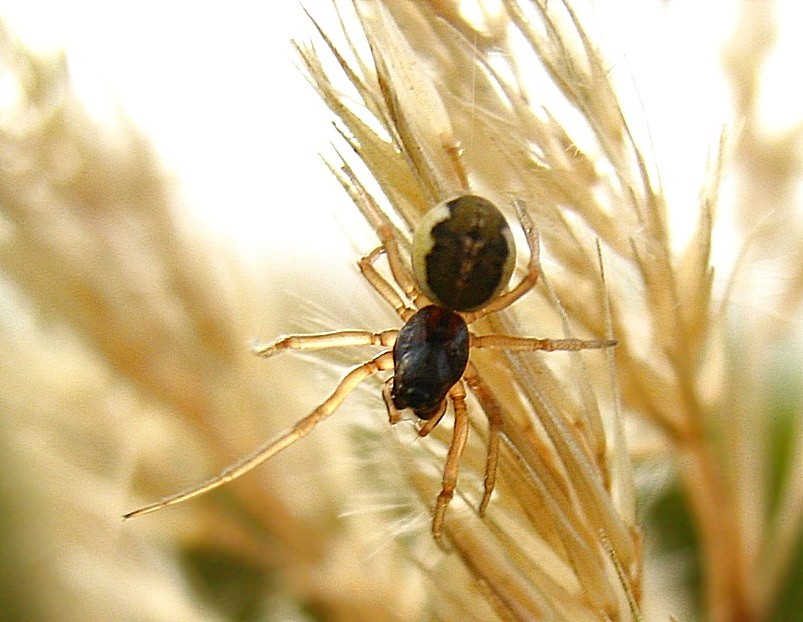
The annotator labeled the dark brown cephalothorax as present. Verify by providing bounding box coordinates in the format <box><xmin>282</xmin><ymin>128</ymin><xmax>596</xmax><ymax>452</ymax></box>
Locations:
<box><xmin>391</xmin><ymin>305</ymin><xmax>469</xmax><ymax>419</ymax></box>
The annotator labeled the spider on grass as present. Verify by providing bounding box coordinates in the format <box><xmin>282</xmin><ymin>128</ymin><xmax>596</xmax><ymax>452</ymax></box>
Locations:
<box><xmin>124</xmin><ymin>194</ymin><xmax>616</xmax><ymax>541</ymax></box>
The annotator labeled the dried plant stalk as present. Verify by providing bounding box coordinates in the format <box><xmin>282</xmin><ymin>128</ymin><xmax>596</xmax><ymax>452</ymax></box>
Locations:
<box><xmin>299</xmin><ymin>1</ymin><xmax>642</xmax><ymax>619</ymax></box>
<box><xmin>301</xmin><ymin>1</ymin><xmax>801</xmax><ymax>621</ymax></box>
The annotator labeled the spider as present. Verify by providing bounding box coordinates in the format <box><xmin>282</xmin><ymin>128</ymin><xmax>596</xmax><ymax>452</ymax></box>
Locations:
<box><xmin>124</xmin><ymin>194</ymin><xmax>616</xmax><ymax>541</ymax></box>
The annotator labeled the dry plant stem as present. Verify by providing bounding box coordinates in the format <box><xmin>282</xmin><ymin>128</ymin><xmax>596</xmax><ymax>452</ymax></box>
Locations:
<box><xmin>633</xmin><ymin>338</ymin><xmax>755</xmax><ymax>619</ymax></box>
<box><xmin>602</xmin><ymin>533</ymin><xmax>643</xmax><ymax>622</ymax></box>
<box><xmin>301</xmin><ymin>1</ymin><xmax>642</xmax><ymax>617</ymax></box>
<box><xmin>760</xmin><ymin>426</ymin><xmax>803</xmax><ymax>613</ymax></box>
<box><xmin>721</xmin><ymin>4</ymin><xmax>803</xmax><ymax>617</ymax></box>
<box><xmin>467</xmin><ymin>339</ymin><xmax>630</xmax><ymax>615</ymax></box>
<box><xmin>662</xmin><ymin>297</ymin><xmax>755</xmax><ymax>618</ymax></box>
<box><xmin>677</xmin><ymin>422</ymin><xmax>757</xmax><ymax>622</ymax></box>
<box><xmin>511</xmin><ymin>353</ymin><xmax>634</xmax><ymax>566</ymax></box>
<box><xmin>0</xmin><ymin>42</ymin><xmax>331</xmax><ymax>563</ymax></box>
<box><xmin>445</xmin><ymin>510</ymin><xmax>552</xmax><ymax>621</ymax></box>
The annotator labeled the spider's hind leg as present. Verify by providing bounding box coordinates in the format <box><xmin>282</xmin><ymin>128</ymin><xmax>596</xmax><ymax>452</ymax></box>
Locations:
<box><xmin>463</xmin><ymin>363</ymin><xmax>503</xmax><ymax>516</ymax></box>
<box><xmin>359</xmin><ymin>246</ymin><xmax>429</xmax><ymax>317</ymax></box>
<box><xmin>466</xmin><ymin>200</ymin><xmax>540</xmax><ymax>322</ymax></box>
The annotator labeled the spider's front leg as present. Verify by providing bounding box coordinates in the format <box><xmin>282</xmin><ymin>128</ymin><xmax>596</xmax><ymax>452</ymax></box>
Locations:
<box><xmin>253</xmin><ymin>328</ymin><xmax>397</xmax><ymax>359</ymax></box>
<box><xmin>124</xmin><ymin>352</ymin><xmax>395</xmax><ymax>520</ymax></box>
<box><xmin>417</xmin><ymin>401</ymin><xmax>448</xmax><ymax>437</ymax></box>
<box><xmin>431</xmin><ymin>380</ymin><xmax>470</xmax><ymax>543</ymax></box>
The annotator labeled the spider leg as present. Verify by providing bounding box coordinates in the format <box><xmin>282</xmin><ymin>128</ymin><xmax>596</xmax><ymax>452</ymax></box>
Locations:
<box><xmin>124</xmin><ymin>352</ymin><xmax>394</xmax><ymax>520</ymax></box>
<box><xmin>253</xmin><ymin>329</ymin><xmax>397</xmax><ymax>358</ymax></box>
<box><xmin>359</xmin><ymin>246</ymin><xmax>429</xmax><ymax>316</ymax></box>
<box><xmin>463</xmin><ymin>363</ymin><xmax>503</xmax><ymax>515</ymax></box>
<box><xmin>345</xmin><ymin>175</ymin><xmax>429</xmax><ymax>310</ymax></box>
<box><xmin>465</xmin><ymin>200</ymin><xmax>540</xmax><ymax>322</ymax></box>
<box><xmin>431</xmin><ymin>380</ymin><xmax>469</xmax><ymax>542</ymax></box>
<box><xmin>358</xmin><ymin>247</ymin><xmax>418</xmax><ymax>320</ymax></box>
<box><xmin>382</xmin><ymin>379</ymin><xmax>449</xmax><ymax>433</ymax></box>
<box><xmin>462</xmin><ymin>332</ymin><xmax>616</xmax><ymax>513</ymax></box>
<box><xmin>470</xmin><ymin>334</ymin><xmax>617</xmax><ymax>352</ymax></box>
<box><xmin>377</xmin><ymin>224</ymin><xmax>426</xmax><ymax>308</ymax></box>
<box><xmin>327</xmin><ymin>154</ymin><xmax>418</xmax><ymax>302</ymax></box>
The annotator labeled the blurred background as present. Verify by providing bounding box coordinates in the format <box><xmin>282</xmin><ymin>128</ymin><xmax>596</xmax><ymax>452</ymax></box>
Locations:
<box><xmin>0</xmin><ymin>1</ymin><xmax>801</xmax><ymax>620</ymax></box>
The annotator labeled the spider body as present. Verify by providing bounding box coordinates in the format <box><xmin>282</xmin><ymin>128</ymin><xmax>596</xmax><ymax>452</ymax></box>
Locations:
<box><xmin>391</xmin><ymin>305</ymin><xmax>469</xmax><ymax>419</ymax></box>
<box><xmin>413</xmin><ymin>195</ymin><xmax>515</xmax><ymax>312</ymax></box>
<box><xmin>125</xmin><ymin>192</ymin><xmax>616</xmax><ymax>542</ymax></box>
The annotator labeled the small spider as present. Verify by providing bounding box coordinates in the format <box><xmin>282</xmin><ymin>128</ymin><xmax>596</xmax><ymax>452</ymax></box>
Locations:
<box><xmin>124</xmin><ymin>194</ymin><xmax>615</xmax><ymax>541</ymax></box>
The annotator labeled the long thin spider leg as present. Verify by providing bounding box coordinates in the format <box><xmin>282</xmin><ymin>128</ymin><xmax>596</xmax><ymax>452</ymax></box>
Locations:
<box><xmin>373</xmin><ymin>217</ymin><xmax>422</xmax><ymax>306</ymax></box>
<box><xmin>432</xmin><ymin>380</ymin><xmax>469</xmax><ymax>542</ymax></box>
<box><xmin>463</xmin><ymin>363</ymin><xmax>503</xmax><ymax>515</ymax></box>
<box><xmin>253</xmin><ymin>328</ymin><xmax>398</xmax><ymax>358</ymax></box>
<box><xmin>358</xmin><ymin>247</ymin><xmax>418</xmax><ymax>320</ymax></box>
<box><xmin>465</xmin><ymin>200</ymin><xmax>540</xmax><ymax>322</ymax></box>
<box><xmin>470</xmin><ymin>334</ymin><xmax>617</xmax><ymax>352</ymax></box>
<box><xmin>124</xmin><ymin>352</ymin><xmax>394</xmax><ymax>520</ymax></box>
<box><xmin>360</xmin><ymin>245</ymin><xmax>431</xmax><ymax>314</ymax></box>
<box><xmin>336</xmin><ymin>158</ymin><xmax>428</xmax><ymax>308</ymax></box>
<box><xmin>464</xmin><ymin>331</ymin><xmax>616</xmax><ymax>514</ymax></box>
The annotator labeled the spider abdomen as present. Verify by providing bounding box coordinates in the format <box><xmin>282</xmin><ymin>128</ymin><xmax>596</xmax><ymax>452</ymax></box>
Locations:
<box><xmin>413</xmin><ymin>195</ymin><xmax>515</xmax><ymax>312</ymax></box>
<box><xmin>391</xmin><ymin>305</ymin><xmax>469</xmax><ymax>419</ymax></box>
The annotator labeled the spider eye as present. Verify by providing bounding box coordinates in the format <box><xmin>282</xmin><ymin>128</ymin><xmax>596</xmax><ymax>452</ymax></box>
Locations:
<box><xmin>412</xmin><ymin>195</ymin><xmax>515</xmax><ymax>312</ymax></box>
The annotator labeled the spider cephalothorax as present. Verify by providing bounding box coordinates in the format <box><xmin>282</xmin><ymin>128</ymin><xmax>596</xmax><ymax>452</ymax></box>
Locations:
<box><xmin>391</xmin><ymin>304</ymin><xmax>469</xmax><ymax>419</ymax></box>
<box><xmin>125</xmin><ymin>193</ymin><xmax>615</xmax><ymax>541</ymax></box>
